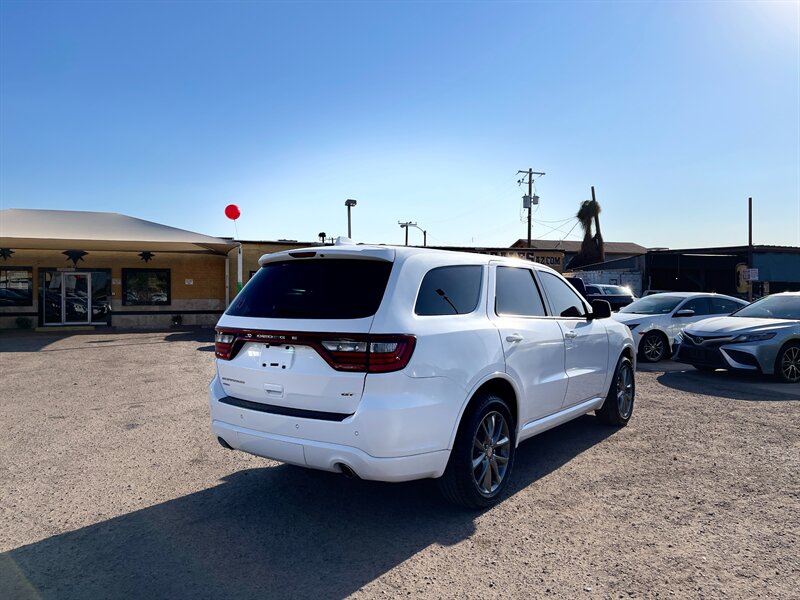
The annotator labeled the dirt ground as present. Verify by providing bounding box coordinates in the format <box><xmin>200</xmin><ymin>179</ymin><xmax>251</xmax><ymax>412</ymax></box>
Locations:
<box><xmin>1</xmin><ymin>329</ymin><xmax>798</xmax><ymax>599</ymax></box>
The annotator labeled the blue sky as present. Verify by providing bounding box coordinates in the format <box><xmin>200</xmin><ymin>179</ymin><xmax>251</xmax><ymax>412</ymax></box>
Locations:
<box><xmin>1</xmin><ymin>0</ymin><xmax>798</xmax><ymax>249</ymax></box>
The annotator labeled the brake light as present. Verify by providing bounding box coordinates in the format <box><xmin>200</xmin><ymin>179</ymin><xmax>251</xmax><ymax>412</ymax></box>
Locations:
<box><xmin>318</xmin><ymin>336</ymin><xmax>415</xmax><ymax>373</ymax></box>
<box><xmin>365</xmin><ymin>337</ymin><xmax>416</xmax><ymax>373</ymax></box>
<box><xmin>214</xmin><ymin>329</ymin><xmax>237</xmax><ymax>359</ymax></box>
<box><xmin>214</xmin><ymin>328</ymin><xmax>415</xmax><ymax>372</ymax></box>
<box><xmin>320</xmin><ymin>338</ymin><xmax>370</xmax><ymax>371</ymax></box>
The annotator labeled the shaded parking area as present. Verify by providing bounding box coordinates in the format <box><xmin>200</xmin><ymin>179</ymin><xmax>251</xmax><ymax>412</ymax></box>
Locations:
<box><xmin>1</xmin><ymin>330</ymin><xmax>798</xmax><ymax>599</ymax></box>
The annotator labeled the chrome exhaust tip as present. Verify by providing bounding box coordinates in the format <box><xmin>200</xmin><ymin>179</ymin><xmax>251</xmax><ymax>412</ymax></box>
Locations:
<box><xmin>338</xmin><ymin>463</ymin><xmax>357</xmax><ymax>479</ymax></box>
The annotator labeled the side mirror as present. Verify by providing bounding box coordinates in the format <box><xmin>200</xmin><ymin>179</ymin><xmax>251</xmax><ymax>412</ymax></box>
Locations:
<box><xmin>674</xmin><ymin>309</ymin><xmax>695</xmax><ymax>318</ymax></box>
<box><xmin>590</xmin><ymin>299</ymin><xmax>612</xmax><ymax>319</ymax></box>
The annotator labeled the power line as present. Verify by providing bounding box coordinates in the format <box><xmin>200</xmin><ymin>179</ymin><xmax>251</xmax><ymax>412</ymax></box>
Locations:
<box><xmin>554</xmin><ymin>220</ymin><xmax>581</xmax><ymax>247</ymax></box>
<box><xmin>533</xmin><ymin>215</ymin><xmax>574</xmax><ymax>224</ymax></box>
<box><xmin>533</xmin><ymin>220</ymin><xmax>578</xmax><ymax>239</ymax></box>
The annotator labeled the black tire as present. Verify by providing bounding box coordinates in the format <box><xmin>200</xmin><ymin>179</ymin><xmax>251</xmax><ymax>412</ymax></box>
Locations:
<box><xmin>774</xmin><ymin>343</ymin><xmax>800</xmax><ymax>383</ymax></box>
<box><xmin>438</xmin><ymin>393</ymin><xmax>516</xmax><ymax>509</ymax></box>
<box><xmin>692</xmin><ymin>364</ymin><xmax>717</xmax><ymax>372</ymax></box>
<box><xmin>639</xmin><ymin>331</ymin><xmax>668</xmax><ymax>363</ymax></box>
<box><xmin>595</xmin><ymin>356</ymin><xmax>635</xmax><ymax>427</ymax></box>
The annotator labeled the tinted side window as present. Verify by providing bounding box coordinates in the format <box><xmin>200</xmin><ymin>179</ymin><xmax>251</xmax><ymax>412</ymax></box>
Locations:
<box><xmin>710</xmin><ymin>297</ymin><xmax>743</xmax><ymax>314</ymax></box>
<box><xmin>680</xmin><ymin>297</ymin><xmax>712</xmax><ymax>316</ymax></box>
<box><xmin>495</xmin><ymin>267</ymin><xmax>547</xmax><ymax>317</ymax></box>
<box><xmin>415</xmin><ymin>265</ymin><xmax>483</xmax><ymax>316</ymax></box>
<box><xmin>539</xmin><ymin>272</ymin><xmax>587</xmax><ymax>318</ymax></box>
<box><xmin>586</xmin><ymin>285</ymin><xmax>601</xmax><ymax>295</ymax></box>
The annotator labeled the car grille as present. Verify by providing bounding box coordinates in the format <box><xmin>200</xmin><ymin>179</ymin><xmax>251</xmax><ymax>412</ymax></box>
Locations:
<box><xmin>682</xmin><ymin>333</ymin><xmax>733</xmax><ymax>348</ymax></box>
<box><xmin>675</xmin><ymin>337</ymin><xmax>728</xmax><ymax>367</ymax></box>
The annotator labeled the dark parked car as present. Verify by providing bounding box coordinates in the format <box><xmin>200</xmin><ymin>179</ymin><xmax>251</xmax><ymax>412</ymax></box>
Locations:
<box><xmin>567</xmin><ymin>278</ymin><xmax>636</xmax><ymax>311</ymax></box>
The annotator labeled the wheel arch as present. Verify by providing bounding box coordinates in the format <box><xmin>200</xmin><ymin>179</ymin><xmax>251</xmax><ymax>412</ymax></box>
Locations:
<box><xmin>448</xmin><ymin>373</ymin><xmax>520</xmax><ymax>450</ymax></box>
<box><xmin>621</xmin><ymin>343</ymin><xmax>635</xmax><ymax>365</ymax></box>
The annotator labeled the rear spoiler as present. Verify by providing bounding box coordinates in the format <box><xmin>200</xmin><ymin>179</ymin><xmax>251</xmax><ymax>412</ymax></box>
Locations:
<box><xmin>259</xmin><ymin>246</ymin><xmax>396</xmax><ymax>267</ymax></box>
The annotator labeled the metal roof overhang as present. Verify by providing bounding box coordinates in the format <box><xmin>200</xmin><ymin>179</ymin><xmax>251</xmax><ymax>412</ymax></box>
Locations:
<box><xmin>1</xmin><ymin>236</ymin><xmax>237</xmax><ymax>255</ymax></box>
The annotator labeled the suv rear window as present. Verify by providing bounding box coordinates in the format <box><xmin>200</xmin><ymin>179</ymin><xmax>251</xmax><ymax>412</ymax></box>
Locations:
<box><xmin>415</xmin><ymin>265</ymin><xmax>483</xmax><ymax>315</ymax></box>
<box><xmin>226</xmin><ymin>259</ymin><xmax>392</xmax><ymax>319</ymax></box>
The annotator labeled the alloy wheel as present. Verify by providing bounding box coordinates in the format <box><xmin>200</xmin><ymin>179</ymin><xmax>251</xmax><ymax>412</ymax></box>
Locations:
<box><xmin>472</xmin><ymin>411</ymin><xmax>511</xmax><ymax>495</ymax></box>
<box><xmin>781</xmin><ymin>346</ymin><xmax>800</xmax><ymax>383</ymax></box>
<box><xmin>616</xmin><ymin>362</ymin><xmax>635</xmax><ymax>419</ymax></box>
<box><xmin>642</xmin><ymin>333</ymin><xmax>665</xmax><ymax>361</ymax></box>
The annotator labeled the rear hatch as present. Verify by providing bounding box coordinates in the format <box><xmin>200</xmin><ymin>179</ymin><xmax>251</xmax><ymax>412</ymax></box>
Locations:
<box><xmin>214</xmin><ymin>247</ymin><xmax>412</xmax><ymax>417</ymax></box>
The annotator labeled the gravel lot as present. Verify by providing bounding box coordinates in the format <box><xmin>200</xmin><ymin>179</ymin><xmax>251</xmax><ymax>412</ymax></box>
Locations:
<box><xmin>1</xmin><ymin>329</ymin><xmax>798</xmax><ymax>599</ymax></box>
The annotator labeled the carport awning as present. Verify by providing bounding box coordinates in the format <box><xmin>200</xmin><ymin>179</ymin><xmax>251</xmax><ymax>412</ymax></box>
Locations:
<box><xmin>0</xmin><ymin>209</ymin><xmax>238</xmax><ymax>255</ymax></box>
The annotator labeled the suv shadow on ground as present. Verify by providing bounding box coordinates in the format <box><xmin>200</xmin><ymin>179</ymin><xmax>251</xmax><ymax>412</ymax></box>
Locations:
<box><xmin>1</xmin><ymin>416</ymin><xmax>616</xmax><ymax>600</ymax></box>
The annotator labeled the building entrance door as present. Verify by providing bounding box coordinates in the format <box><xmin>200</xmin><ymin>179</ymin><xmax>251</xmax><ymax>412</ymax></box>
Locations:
<box><xmin>63</xmin><ymin>272</ymin><xmax>91</xmax><ymax>324</ymax></box>
<box><xmin>42</xmin><ymin>271</ymin><xmax>92</xmax><ymax>325</ymax></box>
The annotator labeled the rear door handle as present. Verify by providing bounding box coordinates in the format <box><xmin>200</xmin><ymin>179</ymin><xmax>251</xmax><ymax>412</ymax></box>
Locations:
<box><xmin>564</xmin><ymin>330</ymin><xmax>578</xmax><ymax>339</ymax></box>
<box><xmin>505</xmin><ymin>333</ymin><xmax>524</xmax><ymax>343</ymax></box>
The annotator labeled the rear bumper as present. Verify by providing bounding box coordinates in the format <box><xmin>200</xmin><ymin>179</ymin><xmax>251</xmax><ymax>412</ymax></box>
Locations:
<box><xmin>208</xmin><ymin>374</ymin><xmax>459</xmax><ymax>481</ymax></box>
<box><xmin>212</xmin><ymin>420</ymin><xmax>449</xmax><ymax>482</ymax></box>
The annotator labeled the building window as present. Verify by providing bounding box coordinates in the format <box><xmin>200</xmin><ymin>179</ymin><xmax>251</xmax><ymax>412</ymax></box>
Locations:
<box><xmin>122</xmin><ymin>269</ymin><xmax>171</xmax><ymax>306</ymax></box>
<box><xmin>0</xmin><ymin>267</ymin><xmax>33</xmax><ymax>306</ymax></box>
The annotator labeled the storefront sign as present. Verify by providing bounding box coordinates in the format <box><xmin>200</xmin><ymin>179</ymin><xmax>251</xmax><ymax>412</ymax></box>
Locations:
<box><xmin>496</xmin><ymin>250</ymin><xmax>564</xmax><ymax>272</ymax></box>
<box><xmin>744</xmin><ymin>268</ymin><xmax>759</xmax><ymax>282</ymax></box>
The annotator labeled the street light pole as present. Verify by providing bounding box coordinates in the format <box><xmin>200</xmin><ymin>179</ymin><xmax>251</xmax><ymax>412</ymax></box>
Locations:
<box><xmin>345</xmin><ymin>199</ymin><xmax>357</xmax><ymax>239</ymax></box>
<box><xmin>399</xmin><ymin>221</ymin><xmax>427</xmax><ymax>246</ymax></box>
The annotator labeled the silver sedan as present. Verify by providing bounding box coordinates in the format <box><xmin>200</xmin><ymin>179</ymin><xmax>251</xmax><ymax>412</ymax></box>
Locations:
<box><xmin>674</xmin><ymin>292</ymin><xmax>800</xmax><ymax>383</ymax></box>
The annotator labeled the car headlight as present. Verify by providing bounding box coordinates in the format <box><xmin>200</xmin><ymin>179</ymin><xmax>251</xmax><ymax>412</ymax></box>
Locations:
<box><xmin>733</xmin><ymin>332</ymin><xmax>777</xmax><ymax>343</ymax></box>
<box><xmin>674</xmin><ymin>332</ymin><xmax>684</xmax><ymax>345</ymax></box>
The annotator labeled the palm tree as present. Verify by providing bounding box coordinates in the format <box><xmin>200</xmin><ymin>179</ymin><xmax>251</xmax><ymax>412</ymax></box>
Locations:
<box><xmin>569</xmin><ymin>188</ymin><xmax>605</xmax><ymax>269</ymax></box>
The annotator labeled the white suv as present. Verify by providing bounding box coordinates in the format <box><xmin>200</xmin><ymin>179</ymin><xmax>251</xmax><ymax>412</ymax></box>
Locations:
<box><xmin>209</xmin><ymin>243</ymin><xmax>636</xmax><ymax>507</ymax></box>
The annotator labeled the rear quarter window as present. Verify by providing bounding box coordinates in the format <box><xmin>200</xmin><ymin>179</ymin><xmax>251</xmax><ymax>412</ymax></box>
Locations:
<box><xmin>711</xmin><ymin>297</ymin><xmax>745</xmax><ymax>314</ymax></box>
<box><xmin>226</xmin><ymin>258</ymin><xmax>392</xmax><ymax>319</ymax></box>
<box><xmin>415</xmin><ymin>265</ymin><xmax>483</xmax><ymax>316</ymax></box>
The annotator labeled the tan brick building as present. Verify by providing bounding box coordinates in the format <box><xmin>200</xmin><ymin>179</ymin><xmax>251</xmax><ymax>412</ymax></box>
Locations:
<box><xmin>0</xmin><ymin>209</ymin><xmax>237</xmax><ymax>329</ymax></box>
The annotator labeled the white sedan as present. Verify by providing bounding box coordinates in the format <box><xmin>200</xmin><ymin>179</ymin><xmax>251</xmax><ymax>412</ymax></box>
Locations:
<box><xmin>612</xmin><ymin>292</ymin><xmax>748</xmax><ymax>362</ymax></box>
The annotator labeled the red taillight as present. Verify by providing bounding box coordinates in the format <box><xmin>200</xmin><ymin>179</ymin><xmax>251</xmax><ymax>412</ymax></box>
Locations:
<box><xmin>214</xmin><ymin>329</ymin><xmax>237</xmax><ymax>360</ymax></box>
<box><xmin>214</xmin><ymin>328</ymin><xmax>415</xmax><ymax>372</ymax></box>
<box><xmin>366</xmin><ymin>336</ymin><xmax>416</xmax><ymax>373</ymax></box>
<box><xmin>317</xmin><ymin>335</ymin><xmax>415</xmax><ymax>373</ymax></box>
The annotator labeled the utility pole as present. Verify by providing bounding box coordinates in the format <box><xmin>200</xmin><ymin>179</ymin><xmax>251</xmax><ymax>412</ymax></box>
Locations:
<box><xmin>517</xmin><ymin>169</ymin><xmax>545</xmax><ymax>250</ymax></box>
